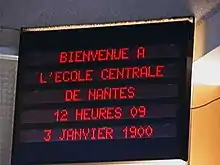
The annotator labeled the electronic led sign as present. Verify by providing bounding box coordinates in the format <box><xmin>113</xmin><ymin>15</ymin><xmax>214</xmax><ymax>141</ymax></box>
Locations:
<box><xmin>11</xmin><ymin>17</ymin><xmax>194</xmax><ymax>165</ymax></box>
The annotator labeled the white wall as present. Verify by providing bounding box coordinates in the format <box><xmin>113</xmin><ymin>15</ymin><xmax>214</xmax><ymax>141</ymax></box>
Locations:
<box><xmin>0</xmin><ymin>58</ymin><xmax>17</xmax><ymax>165</ymax></box>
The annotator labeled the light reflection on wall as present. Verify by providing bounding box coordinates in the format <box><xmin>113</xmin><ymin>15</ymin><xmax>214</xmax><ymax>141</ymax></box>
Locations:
<box><xmin>46</xmin><ymin>159</ymin><xmax>186</xmax><ymax>165</ymax></box>
<box><xmin>192</xmin><ymin>46</ymin><xmax>220</xmax><ymax>86</ymax></box>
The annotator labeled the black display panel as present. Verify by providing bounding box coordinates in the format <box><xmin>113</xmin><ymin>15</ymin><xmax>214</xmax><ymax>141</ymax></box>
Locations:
<box><xmin>11</xmin><ymin>17</ymin><xmax>194</xmax><ymax>165</ymax></box>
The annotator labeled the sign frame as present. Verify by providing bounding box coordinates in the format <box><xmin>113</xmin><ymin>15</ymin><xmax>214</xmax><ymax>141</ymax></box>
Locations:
<box><xmin>11</xmin><ymin>16</ymin><xmax>194</xmax><ymax>165</ymax></box>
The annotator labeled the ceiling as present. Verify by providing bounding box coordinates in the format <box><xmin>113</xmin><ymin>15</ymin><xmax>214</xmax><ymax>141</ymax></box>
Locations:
<box><xmin>0</xmin><ymin>0</ymin><xmax>219</xmax><ymax>29</ymax></box>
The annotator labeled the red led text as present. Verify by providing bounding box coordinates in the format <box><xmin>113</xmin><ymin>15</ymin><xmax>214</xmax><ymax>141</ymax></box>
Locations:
<box><xmin>44</xmin><ymin>129</ymin><xmax>52</xmax><ymax>142</ymax></box>
<box><xmin>54</xmin><ymin>109</ymin><xmax>68</xmax><ymax>122</ymax></box>
<box><xmin>54</xmin><ymin>70</ymin><xmax>94</xmax><ymax>83</ymax></box>
<box><xmin>137</xmin><ymin>47</ymin><xmax>146</xmax><ymax>59</ymax></box>
<box><xmin>64</xmin><ymin>86</ymin><xmax>135</xmax><ymax>102</ymax></box>
<box><xmin>43</xmin><ymin>125</ymin><xmax>154</xmax><ymax>142</ymax></box>
<box><xmin>101</xmin><ymin>65</ymin><xmax>164</xmax><ymax>80</ymax></box>
<box><xmin>39</xmin><ymin>65</ymin><xmax>164</xmax><ymax>84</ymax></box>
<box><xmin>59</xmin><ymin>48</ymin><xmax>130</xmax><ymax>64</ymax></box>
<box><xmin>53</xmin><ymin>105</ymin><xmax>147</xmax><ymax>122</ymax></box>
<box><xmin>65</xmin><ymin>89</ymin><xmax>81</xmax><ymax>102</ymax></box>
<box><xmin>88</xmin><ymin>86</ymin><xmax>135</xmax><ymax>101</ymax></box>
<box><xmin>58</xmin><ymin>127</ymin><xmax>114</xmax><ymax>141</ymax></box>
<box><xmin>123</xmin><ymin>125</ymin><xmax>153</xmax><ymax>139</ymax></box>
<box><xmin>75</xmin><ymin>107</ymin><xmax>122</xmax><ymax>121</ymax></box>
<box><xmin>129</xmin><ymin>106</ymin><xmax>146</xmax><ymax>118</ymax></box>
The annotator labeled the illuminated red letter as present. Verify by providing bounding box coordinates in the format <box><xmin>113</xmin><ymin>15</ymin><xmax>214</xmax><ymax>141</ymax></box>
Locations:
<box><xmin>59</xmin><ymin>52</ymin><xmax>68</xmax><ymax>63</ymax></box>
<box><xmin>137</xmin><ymin>47</ymin><xmax>146</xmax><ymax>59</ymax></box>
<box><xmin>39</xmin><ymin>73</ymin><xmax>47</xmax><ymax>84</ymax></box>
<box><xmin>44</xmin><ymin>129</ymin><xmax>52</xmax><ymax>142</ymax></box>
<box><xmin>148</xmin><ymin>66</ymin><xmax>155</xmax><ymax>78</ymax></box>
<box><xmin>127</xmin><ymin>87</ymin><xmax>135</xmax><ymax>99</ymax></box>
<box><xmin>121</xmin><ymin>48</ymin><xmax>129</xmax><ymax>60</ymax></box>
<box><xmin>156</xmin><ymin>65</ymin><xmax>164</xmax><ymax>77</ymax></box>
<box><xmin>91</xmin><ymin>128</ymin><xmax>97</xmax><ymax>140</ymax></box>
<box><xmin>66</xmin><ymin>129</ymin><xmax>75</xmax><ymax>140</ymax></box>
<box><xmin>75</xmin><ymin>51</ymin><xmax>83</xmax><ymax>62</ymax></box>
<box><xmin>97</xmin><ymin>128</ymin><xmax>105</xmax><ymax>140</ymax></box>
<box><xmin>100</xmin><ymin>69</ymin><xmax>108</xmax><ymax>80</ymax></box>
<box><xmin>83</xmin><ymin>109</ymin><xmax>91</xmax><ymax>120</ymax></box>
<box><xmin>54</xmin><ymin>71</ymin><xmax>62</xmax><ymax>83</ymax></box>
<box><xmin>75</xmin><ymin>109</ymin><xmax>83</xmax><ymax>121</ymax></box>
<box><xmin>88</xmin><ymin>88</ymin><xmax>97</xmax><ymax>100</ymax></box>
<box><xmin>59</xmin><ymin>129</ymin><xmax>66</xmax><ymax>141</ymax></box>
<box><xmin>114</xmin><ymin>107</ymin><xmax>123</xmax><ymax>119</ymax></box>
<box><xmin>85</xmin><ymin>69</ymin><xmax>94</xmax><ymax>81</ymax></box>
<box><xmin>81</xmin><ymin>128</ymin><xmax>90</xmax><ymax>140</ymax></box>
<box><xmin>65</xmin><ymin>90</ymin><xmax>72</xmax><ymax>102</ymax></box>
<box><xmin>106</xmin><ymin>128</ymin><xmax>114</xmax><ymax>139</ymax></box>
